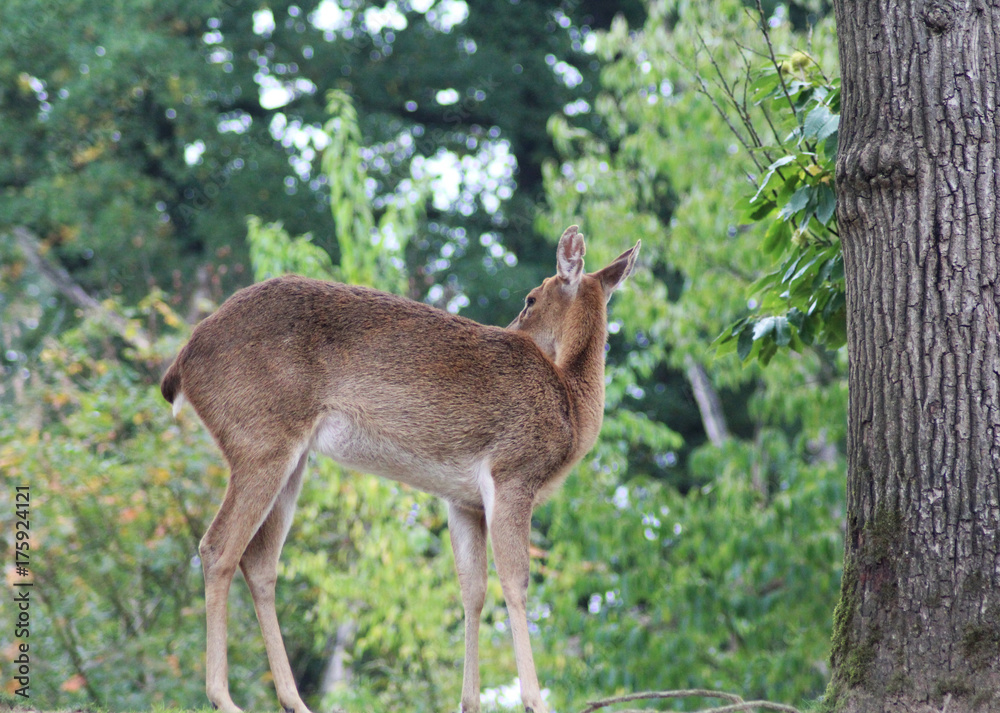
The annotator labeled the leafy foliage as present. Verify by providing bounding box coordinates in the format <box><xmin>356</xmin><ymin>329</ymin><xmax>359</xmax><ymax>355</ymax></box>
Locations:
<box><xmin>534</xmin><ymin>1</ymin><xmax>846</xmax><ymax>708</ymax></box>
<box><xmin>322</xmin><ymin>89</ymin><xmax>420</xmax><ymax>292</ymax></box>
<box><xmin>536</xmin><ymin>447</ymin><xmax>843</xmax><ymax>708</ymax></box>
<box><xmin>710</xmin><ymin>49</ymin><xmax>845</xmax><ymax>365</ymax></box>
<box><xmin>0</xmin><ymin>0</ymin><xmax>618</xmax><ymax>326</ymax></box>
<box><xmin>0</xmin><ymin>307</ymin><xmax>274</xmax><ymax>708</ymax></box>
<box><xmin>246</xmin><ymin>215</ymin><xmax>336</xmax><ymax>282</ymax></box>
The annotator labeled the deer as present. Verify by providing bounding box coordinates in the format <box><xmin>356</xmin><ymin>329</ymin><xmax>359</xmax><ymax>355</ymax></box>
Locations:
<box><xmin>160</xmin><ymin>225</ymin><xmax>640</xmax><ymax>713</ymax></box>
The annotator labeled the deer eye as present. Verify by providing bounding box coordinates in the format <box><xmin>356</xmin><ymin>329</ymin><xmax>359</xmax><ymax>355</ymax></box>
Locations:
<box><xmin>526</xmin><ymin>296</ymin><xmax>536</xmax><ymax>307</ymax></box>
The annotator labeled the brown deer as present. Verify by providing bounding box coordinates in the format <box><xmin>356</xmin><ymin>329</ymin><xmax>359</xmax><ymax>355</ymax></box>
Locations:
<box><xmin>160</xmin><ymin>225</ymin><xmax>639</xmax><ymax>713</ymax></box>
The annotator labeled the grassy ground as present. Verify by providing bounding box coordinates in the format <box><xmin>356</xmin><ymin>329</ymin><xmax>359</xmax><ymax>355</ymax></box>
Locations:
<box><xmin>0</xmin><ymin>692</ymin><xmax>524</xmax><ymax>713</ymax></box>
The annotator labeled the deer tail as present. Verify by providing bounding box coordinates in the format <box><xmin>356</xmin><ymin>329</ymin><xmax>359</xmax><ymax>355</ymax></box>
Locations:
<box><xmin>160</xmin><ymin>359</ymin><xmax>185</xmax><ymax>417</ymax></box>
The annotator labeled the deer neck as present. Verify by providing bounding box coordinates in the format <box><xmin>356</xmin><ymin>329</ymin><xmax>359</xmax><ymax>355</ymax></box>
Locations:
<box><xmin>555</xmin><ymin>300</ymin><xmax>608</xmax><ymax>450</ymax></box>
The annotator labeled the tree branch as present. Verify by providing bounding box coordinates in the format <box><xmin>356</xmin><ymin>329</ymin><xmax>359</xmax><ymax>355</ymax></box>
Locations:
<box><xmin>684</xmin><ymin>355</ymin><xmax>729</xmax><ymax>446</ymax></box>
<box><xmin>10</xmin><ymin>226</ymin><xmax>152</xmax><ymax>351</ymax></box>
<box><xmin>580</xmin><ymin>688</ymin><xmax>802</xmax><ymax>713</ymax></box>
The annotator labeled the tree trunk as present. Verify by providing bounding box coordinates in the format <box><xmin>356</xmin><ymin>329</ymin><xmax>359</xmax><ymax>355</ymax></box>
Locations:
<box><xmin>830</xmin><ymin>2</ymin><xmax>1000</xmax><ymax>711</ymax></box>
<box><xmin>684</xmin><ymin>355</ymin><xmax>729</xmax><ymax>447</ymax></box>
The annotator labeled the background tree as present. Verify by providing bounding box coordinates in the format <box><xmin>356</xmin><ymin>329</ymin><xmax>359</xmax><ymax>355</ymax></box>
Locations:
<box><xmin>0</xmin><ymin>0</ymin><xmax>643</xmax><ymax>330</ymax></box>
<box><xmin>825</xmin><ymin>1</ymin><xmax>1000</xmax><ymax>710</ymax></box>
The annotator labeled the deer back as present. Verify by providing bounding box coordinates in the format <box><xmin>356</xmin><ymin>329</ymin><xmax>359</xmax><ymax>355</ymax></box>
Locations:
<box><xmin>167</xmin><ymin>277</ymin><xmax>574</xmax><ymax>500</ymax></box>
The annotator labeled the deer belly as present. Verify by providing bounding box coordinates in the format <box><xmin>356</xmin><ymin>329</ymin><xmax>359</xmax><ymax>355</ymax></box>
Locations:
<box><xmin>311</xmin><ymin>411</ymin><xmax>487</xmax><ymax>507</ymax></box>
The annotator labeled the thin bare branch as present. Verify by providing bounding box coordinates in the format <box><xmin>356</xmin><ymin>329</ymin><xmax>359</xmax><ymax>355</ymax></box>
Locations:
<box><xmin>699</xmin><ymin>702</ymin><xmax>803</xmax><ymax>713</ymax></box>
<box><xmin>697</xmin><ymin>77</ymin><xmax>766</xmax><ymax>174</ymax></box>
<box><xmin>752</xmin><ymin>0</ymin><xmax>802</xmax><ymax>128</ymax></box>
<box><xmin>581</xmin><ymin>688</ymin><xmax>742</xmax><ymax>712</ymax></box>
<box><xmin>664</xmin><ymin>46</ymin><xmax>765</xmax><ymax>174</ymax></box>
<box><xmin>689</xmin><ymin>28</ymin><xmax>802</xmax><ymax>186</ymax></box>
<box><xmin>732</xmin><ymin>38</ymin><xmax>786</xmax><ymax>153</ymax></box>
<box><xmin>580</xmin><ymin>688</ymin><xmax>802</xmax><ymax>713</ymax></box>
<box><xmin>694</xmin><ymin>28</ymin><xmax>768</xmax><ymax>152</ymax></box>
<box><xmin>736</xmin><ymin>42</ymin><xmax>773</xmax><ymax>147</ymax></box>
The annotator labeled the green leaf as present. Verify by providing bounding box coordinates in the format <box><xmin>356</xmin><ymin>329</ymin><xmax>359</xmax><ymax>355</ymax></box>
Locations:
<box><xmin>735</xmin><ymin>193</ymin><xmax>776</xmax><ymax>222</ymax></box>
<box><xmin>751</xmin><ymin>155</ymin><xmax>797</xmax><ymax>203</ymax></box>
<box><xmin>774</xmin><ymin>317</ymin><xmax>791</xmax><ymax>346</ymax></box>
<box><xmin>828</xmin><ymin>83</ymin><xmax>843</xmax><ymax>112</ymax></box>
<box><xmin>802</xmin><ymin>105</ymin><xmax>839</xmax><ymax>142</ymax></box>
<box><xmin>815</xmin><ymin>184</ymin><xmax>837</xmax><ymax>225</ymax></box>
<box><xmin>748</xmin><ymin>199</ymin><xmax>777</xmax><ymax>221</ymax></box>
<box><xmin>798</xmin><ymin>312</ymin><xmax>817</xmax><ymax>345</ymax></box>
<box><xmin>822</xmin><ymin>291</ymin><xmax>846</xmax><ymax>319</ymax></box>
<box><xmin>730</xmin><ymin>316</ymin><xmax>750</xmax><ymax>337</ymax></box>
<box><xmin>776</xmin><ymin>171</ymin><xmax>802</xmax><ymax>205</ymax></box>
<box><xmin>759</xmin><ymin>340</ymin><xmax>779</xmax><ymax>365</ymax></box>
<box><xmin>830</xmin><ymin>256</ymin><xmax>845</xmax><ymax>281</ymax></box>
<box><xmin>788</xmin><ymin>251</ymin><xmax>822</xmax><ymax>286</ymax></box>
<box><xmin>813</xmin><ymin>255</ymin><xmax>838</xmax><ymax>288</ymax></box>
<box><xmin>781</xmin><ymin>252</ymin><xmax>806</xmax><ymax>283</ymax></box>
<box><xmin>750</xmin><ymin>71</ymin><xmax>782</xmax><ymax>102</ymax></box>
<box><xmin>823</xmin><ymin>130</ymin><xmax>839</xmax><ymax>159</ymax></box>
<box><xmin>778</xmin><ymin>185</ymin><xmax>812</xmax><ymax>221</ymax></box>
<box><xmin>762</xmin><ymin>220</ymin><xmax>791</xmax><ymax>256</ymax></box>
<box><xmin>750</xmin><ymin>267</ymin><xmax>783</xmax><ymax>294</ymax></box>
<box><xmin>825</xmin><ymin>310</ymin><xmax>848</xmax><ymax>349</ymax></box>
<box><xmin>714</xmin><ymin>334</ymin><xmax>740</xmax><ymax>357</ymax></box>
<box><xmin>737</xmin><ymin>325</ymin><xmax>756</xmax><ymax>361</ymax></box>
<box><xmin>753</xmin><ymin>316</ymin><xmax>778</xmax><ymax>341</ymax></box>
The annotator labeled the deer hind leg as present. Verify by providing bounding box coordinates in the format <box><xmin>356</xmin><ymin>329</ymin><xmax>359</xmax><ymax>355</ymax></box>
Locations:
<box><xmin>448</xmin><ymin>502</ymin><xmax>488</xmax><ymax>713</ymax></box>
<box><xmin>239</xmin><ymin>452</ymin><xmax>312</xmax><ymax>713</ymax></box>
<box><xmin>489</xmin><ymin>486</ymin><xmax>547</xmax><ymax>713</ymax></box>
<box><xmin>199</xmin><ymin>447</ymin><xmax>306</xmax><ymax>713</ymax></box>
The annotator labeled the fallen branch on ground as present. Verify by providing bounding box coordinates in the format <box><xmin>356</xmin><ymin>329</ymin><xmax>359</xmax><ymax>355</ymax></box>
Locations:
<box><xmin>580</xmin><ymin>688</ymin><xmax>802</xmax><ymax>713</ymax></box>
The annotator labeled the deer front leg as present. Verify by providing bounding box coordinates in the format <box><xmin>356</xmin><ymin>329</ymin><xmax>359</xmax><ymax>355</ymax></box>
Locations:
<box><xmin>489</xmin><ymin>488</ymin><xmax>547</xmax><ymax>713</ymax></box>
<box><xmin>448</xmin><ymin>502</ymin><xmax>488</xmax><ymax>713</ymax></box>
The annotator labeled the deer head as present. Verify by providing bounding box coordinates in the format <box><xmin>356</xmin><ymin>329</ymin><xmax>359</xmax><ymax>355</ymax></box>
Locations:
<box><xmin>509</xmin><ymin>225</ymin><xmax>640</xmax><ymax>364</ymax></box>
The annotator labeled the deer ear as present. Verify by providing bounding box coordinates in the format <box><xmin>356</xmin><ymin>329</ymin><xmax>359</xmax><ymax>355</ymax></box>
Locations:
<box><xmin>556</xmin><ymin>225</ymin><xmax>586</xmax><ymax>286</ymax></box>
<box><xmin>594</xmin><ymin>240</ymin><xmax>640</xmax><ymax>302</ymax></box>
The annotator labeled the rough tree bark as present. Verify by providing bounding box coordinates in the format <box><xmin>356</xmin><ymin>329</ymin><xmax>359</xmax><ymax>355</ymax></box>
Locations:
<box><xmin>830</xmin><ymin>2</ymin><xmax>1000</xmax><ymax>711</ymax></box>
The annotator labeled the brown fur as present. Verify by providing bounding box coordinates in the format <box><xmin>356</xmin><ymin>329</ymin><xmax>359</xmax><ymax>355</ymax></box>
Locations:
<box><xmin>161</xmin><ymin>226</ymin><xmax>639</xmax><ymax>713</ymax></box>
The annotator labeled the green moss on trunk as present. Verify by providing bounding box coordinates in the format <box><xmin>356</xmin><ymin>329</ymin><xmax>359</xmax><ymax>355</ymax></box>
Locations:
<box><xmin>825</xmin><ymin>505</ymin><xmax>903</xmax><ymax>709</ymax></box>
